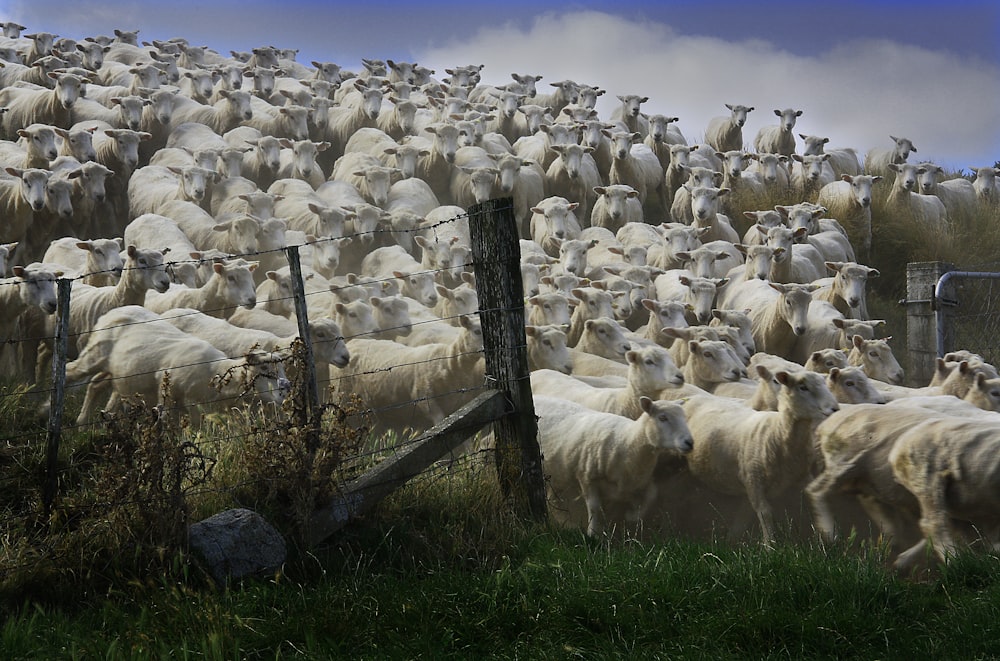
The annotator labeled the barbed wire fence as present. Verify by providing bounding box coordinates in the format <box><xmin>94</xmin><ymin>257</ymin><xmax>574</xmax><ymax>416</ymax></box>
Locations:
<box><xmin>0</xmin><ymin>198</ymin><xmax>545</xmax><ymax>569</ymax></box>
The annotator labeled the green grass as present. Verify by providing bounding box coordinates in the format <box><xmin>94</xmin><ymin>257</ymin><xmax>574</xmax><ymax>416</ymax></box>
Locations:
<box><xmin>4</xmin><ymin>515</ymin><xmax>1000</xmax><ymax>659</ymax></box>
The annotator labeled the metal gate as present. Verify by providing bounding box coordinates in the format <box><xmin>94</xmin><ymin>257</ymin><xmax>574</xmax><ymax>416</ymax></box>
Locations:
<box><xmin>936</xmin><ymin>269</ymin><xmax>1000</xmax><ymax>365</ymax></box>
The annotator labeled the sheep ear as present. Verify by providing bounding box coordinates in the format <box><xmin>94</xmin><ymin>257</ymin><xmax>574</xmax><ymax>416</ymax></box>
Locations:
<box><xmin>852</xmin><ymin>334</ymin><xmax>865</xmax><ymax>349</ymax></box>
<box><xmin>775</xmin><ymin>371</ymin><xmax>792</xmax><ymax>386</ymax></box>
<box><xmin>829</xmin><ymin>367</ymin><xmax>840</xmax><ymax>381</ymax></box>
<box><xmin>639</xmin><ymin>396</ymin><xmax>654</xmax><ymax>415</ymax></box>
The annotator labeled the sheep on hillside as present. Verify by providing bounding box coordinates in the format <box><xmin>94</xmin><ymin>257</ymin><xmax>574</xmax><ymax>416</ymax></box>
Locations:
<box><xmin>815</xmin><ymin>174</ymin><xmax>881</xmax><ymax>264</ymax></box>
<box><xmin>753</xmin><ymin>108</ymin><xmax>802</xmax><ymax>157</ymax></box>
<box><xmin>704</xmin><ymin>103</ymin><xmax>753</xmax><ymax>153</ymax></box>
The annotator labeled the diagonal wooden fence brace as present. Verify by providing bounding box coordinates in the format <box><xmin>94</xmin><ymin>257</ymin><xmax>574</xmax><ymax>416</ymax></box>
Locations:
<box><xmin>306</xmin><ymin>389</ymin><xmax>507</xmax><ymax>547</ymax></box>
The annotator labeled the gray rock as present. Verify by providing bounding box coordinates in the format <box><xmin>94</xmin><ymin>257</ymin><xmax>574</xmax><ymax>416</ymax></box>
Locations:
<box><xmin>188</xmin><ymin>508</ymin><xmax>286</xmax><ymax>585</ymax></box>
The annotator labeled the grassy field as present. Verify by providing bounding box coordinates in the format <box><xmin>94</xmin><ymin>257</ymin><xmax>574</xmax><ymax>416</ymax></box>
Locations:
<box><xmin>4</xmin><ymin>477</ymin><xmax>1000</xmax><ymax>659</ymax></box>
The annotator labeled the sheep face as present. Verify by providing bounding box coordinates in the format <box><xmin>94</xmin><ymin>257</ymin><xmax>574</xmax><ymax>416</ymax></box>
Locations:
<box><xmin>525</xmin><ymin>324</ymin><xmax>573</xmax><ymax>374</ymax></box>
<box><xmin>850</xmin><ymin>336</ymin><xmax>903</xmax><ymax>385</ymax></box>
<box><xmin>15</xmin><ymin>264</ymin><xmax>60</xmax><ymax>314</ymax></box>
<box><xmin>826</xmin><ymin>367</ymin><xmax>884</xmax><ymax>405</ymax></box>
<box><xmin>775</xmin><ymin>370</ymin><xmax>840</xmax><ymax>419</ymax></box>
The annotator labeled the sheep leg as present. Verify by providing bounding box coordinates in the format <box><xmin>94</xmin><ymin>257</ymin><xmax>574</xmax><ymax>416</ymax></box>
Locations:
<box><xmin>805</xmin><ymin>465</ymin><xmax>851</xmax><ymax>541</ymax></box>
<box><xmin>76</xmin><ymin>373</ymin><xmax>113</xmax><ymax>425</ymax></box>
<box><xmin>745</xmin><ymin>482</ymin><xmax>776</xmax><ymax>547</ymax></box>
<box><xmin>583</xmin><ymin>484</ymin><xmax>606</xmax><ymax>537</ymax></box>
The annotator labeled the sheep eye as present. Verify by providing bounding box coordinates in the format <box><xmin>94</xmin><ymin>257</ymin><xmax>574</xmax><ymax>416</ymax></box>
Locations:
<box><xmin>845</xmin><ymin>381</ymin><xmax>855</xmax><ymax>387</ymax></box>
<box><xmin>869</xmin><ymin>351</ymin><xmax>878</xmax><ymax>357</ymax></box>
<box><xmin>542</xmin><ymin>340</ymin><xmax>551</xmax><ymax>347</ymax></box>
<box><xmin>799</xmin><ymin>384</ymin><xmax>809</xmax><ymax>392</ymax></box>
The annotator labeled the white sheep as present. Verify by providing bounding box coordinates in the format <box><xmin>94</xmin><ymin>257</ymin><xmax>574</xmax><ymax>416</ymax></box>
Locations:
<box><xmin>166</xmin><ymin>89</ymin><xmax>254</xmax><ymax>135</ymax></box>
<box><xmin>753</xmin><ymin>108</ymin><xmax>802</xmax><ymax>156</ymax></box>
<box><xmin>0</xmin><ymin>71</ymin><xmax>87</xmax><ymax>138</ymax></box>
<box><xmin>448</xmin><ymin>145</ymin><xmax>498</xmax><ymax>209</ymax></box>
<box><xmin>337</xmin><ymin>314</ymin><xmax>483</xmax><ymax>436</ymax></box>
<box><xmin>535</xmin><ymin>394</ymin><xmax>692</xmax><ymax>536</ymax></box>
<box><xmin>544</xmin><ymin>143</ymin><xmax>602</xmax><ymax>222</ymax></box>
<box><xmin>686</xmin><ymin>185</ymin><xmax>739</xmax><ymax>244</ymax></box>
<box><xmin>679</xmin><ymin>338</ymin><xmax>747</xmax><ymax>391</ymax></box>
<box><xmin>323</xmin><ymin>79</ymin><xmax>384</xmax><ymax>160</ymax></box>
<box><xmin>314</xmin><ymin>179</ymin><xmax>392</xmax><ymax>249</ymax></box>
<box><xmin>805</xmin><ymin>403</ymin><xmax>937</xmax><ymax>550</ymax></box>
<box><xmin>863</xmin><ymin>135</ymin><xmax>916</xmax><ymax>177</ymax></box>
<box><xmin>731</xmin><ymin>280</ymin><xmax>817</xmax><ymax>359</ymax></box>
<box><xmin>913</xmin><ymin>162</ymin><xmax>978</xmax><ymax>219</ymax></box>
<box><xmin>745</xmin><ymin>152</ymin><xmax>791</xmax><ymax>195</ymax></box>
<box><xmin>683</xmin><ymin>369</ymin><xmax>839</xmax><ymax>544</ymax></box>
<box><xmin>815</xmin><ymin>174</ymin><xmax>882</xmax><ymax>263</ymax></box>
<box><xmin>789</xmin><ymin>153</ymin><xmax>835</xmax><ymax>202</ymax></box>
<box><xmin>605</xmin><ymin>130</ymin><xmax>665</xmax><ymax>217</ymax></box>
<box><xmin>847</xmin><ymin>335</ymin><xmax>904</xmax><ymax>385</ymax></box>
<box><xmin>797</xmin><ymin>134</ymin><xmax>861</xmax><ymax>178</ymax></box>
<box><xmin>65</xmin><ymin>305</ymin><xmax>288</xmax><ymax>426</ymax></box>
<box><xmin>275</xmin><ymin>138</ymin><xmax>330</xmax><ymax>189</ymax></box>
<box><xmin>360</xmin><ymin>245</ymin><xmax>439</xmax><ymax>308</ymax></box>
<box><xmin>969</xmin><ymin>165</ymin><xmax>999</xmax><ymax>208</ymax></box>
<box><xmin>704</xmin><ymin>103</ymin><xmax>753</xmax><ymax>153</ymax></box>
<box><xmin>532</xmin><ymin>344</ymin><xmax>684</xmax><ymax>418</ymax></box>
<box><xmin>127</xmin><ymin>163</ymin><xmax>219</xmax><ymax>218</ymax></box>
<box><xmin>888</xmin><ymin>417</ymin><xmax>1000</xmax><ymax>570</ymax></box>
<box><xmin>224</xmin><ymin>126</ymin><xmax>283</xmax><ymax>189</ymax></box>
<box><xmin>41</xmin><ymin>237</ymin><xmax>122</xmax><ymax>287</ymax></box>
<box><xmin>529</xmin><ymin>196</ymin><xmax>582</xmax><ymax>257</ymax></box>
<box><xmin>512</xmin><ymin>122</ymin><xmax>579</xmax><ymax>172</ymax></box>
<box><xmin>669</xmin><ymin>166</ymin><xmax>720</xmax><ymax>225</ymax></box>
<box><xmin>144</xmin><ymin>259</ymin><xmax>259</xmax><ymax>319</ymax></box>
<box><xmin>654</xmin><ymin>273</ymin><xmax>729</xmax><ymax>326</ymax></box>
<box><xmin>525</xmin><ymin>324</ymin><xmax>573</xmax><ymax>374</ymax></box>
<box><xmin>0</xmin><ymin>167</ymin><xmax>51</xmax><ymax>254</ymax></box>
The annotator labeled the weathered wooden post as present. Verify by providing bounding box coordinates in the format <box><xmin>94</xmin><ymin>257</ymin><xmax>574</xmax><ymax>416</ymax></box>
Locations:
<box><xmin>43</xmin><ymin>278</ymin><xmax>72</xmax><ymax>516</ymax></box>
<box><xmin>468</xmin><ymin>197</ymin><xmax>547</xmax><ymax>522</ymax></box>
<box><xmin>905</xmin><ymin>261</ymin><xmax>954</xmax><ymax>387</ymax></box>
<box><xmin>285</xmin><ymin>244</ymin><xmax>320</xmax><ymax>447</ymax></box>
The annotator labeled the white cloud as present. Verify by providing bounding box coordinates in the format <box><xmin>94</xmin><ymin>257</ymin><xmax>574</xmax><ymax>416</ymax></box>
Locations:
<box><xmin>417</xmin><ymin>10</ymin><xmax>1000</xmax><ymax>171</ymax></box>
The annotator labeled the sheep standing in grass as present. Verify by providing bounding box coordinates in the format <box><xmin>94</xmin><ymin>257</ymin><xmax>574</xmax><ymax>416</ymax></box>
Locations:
<box><xmin>863</xmin><ymin>135</ymin><xmax>916</xmax><ymax>177</ymax></box>
<box><xmin>816</xmin><ymin>174</ymin><xmax>881</xmax><ymax>264</ymax></box>
<box><xmin>682</xmin><ymin>369</ymin><xmax>839</xmax><ymax>544</ymax></box>
<box><xmin>753</xmin><ymin>108</ymin><xmax>801</xmax><ymax>157</ymax></box>
<box><xmin>704</xmin><ymin>103</ymin><xmax>753</xmax><ymax>153</ymax></box>
<box><xmin>969</xmin><ymin>165</ymin><xmax>999</xmax><ymax>209</ymax></box>
<box><xmin>881</xmin><ymin>162</ymin><xmax>949</xmax><ymax>233</ymax></box>
<box><xmin>535</xmin><ymin>394</ymin><xmax>693</xmax><ymax>537</ymax></box>
<box><xmin>913</xmin><ymin>162</ymin><xmax>978</xmax><ymax>219</ymax></box>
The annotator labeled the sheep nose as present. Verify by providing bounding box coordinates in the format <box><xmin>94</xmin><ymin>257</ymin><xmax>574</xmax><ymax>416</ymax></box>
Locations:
<box><xmin>44</xmin><ymin>301</ymin><xmax>57</xmax><ymax>314</ymax></box>
<box><xmin>848</xmin><ymin>298</ymin><xmax>860</xmax><ymax>307</ymax></box>
<box><xmin>680</xmin><ymin>437</ymin><xmax>694</xmax><ymax>453</ymax></box>
<box><xmin>794</xmin><ymin>326</ymin><xmax>806</xmax><ymax>335</ymax></box>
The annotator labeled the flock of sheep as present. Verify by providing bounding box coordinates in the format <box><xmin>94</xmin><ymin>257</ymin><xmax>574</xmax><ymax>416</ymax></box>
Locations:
<box><xmin>0</xmin><ymin>21</ymin><xmax>998</xmax><ymax>570</ymax></box>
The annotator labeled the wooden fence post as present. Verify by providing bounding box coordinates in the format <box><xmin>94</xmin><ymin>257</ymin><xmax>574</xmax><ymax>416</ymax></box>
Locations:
<box><xmin>905</xmin><ymin>261</ymin><xmax>954</xmax><ymax>387</ymax></box>
<box><xmin>468</xmin><ymin>197</ymin><xmax>547</xmax><ymax>522</ymax></box>
<box><xmin>43</xmin><ymin>278</ymin><xmax>72</xmax><ymax>516</ymax></box>
<box><xmin>285</xmin><ymin>245</ymin><xmax>320</xmax><ymax>445</ymax></box>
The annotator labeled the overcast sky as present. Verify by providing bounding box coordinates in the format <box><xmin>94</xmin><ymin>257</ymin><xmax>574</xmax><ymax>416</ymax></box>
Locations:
<box><xmin>1</xmin><ymin>0</ymin><xmax>997</xmax><ymax>172</ymax></box>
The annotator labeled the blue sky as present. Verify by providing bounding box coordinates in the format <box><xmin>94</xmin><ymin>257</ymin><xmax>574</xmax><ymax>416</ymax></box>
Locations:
<box><xmin>1</xmin><ymin>1</ymin><xmax>998</xmax><ymax>170</ymax></box>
